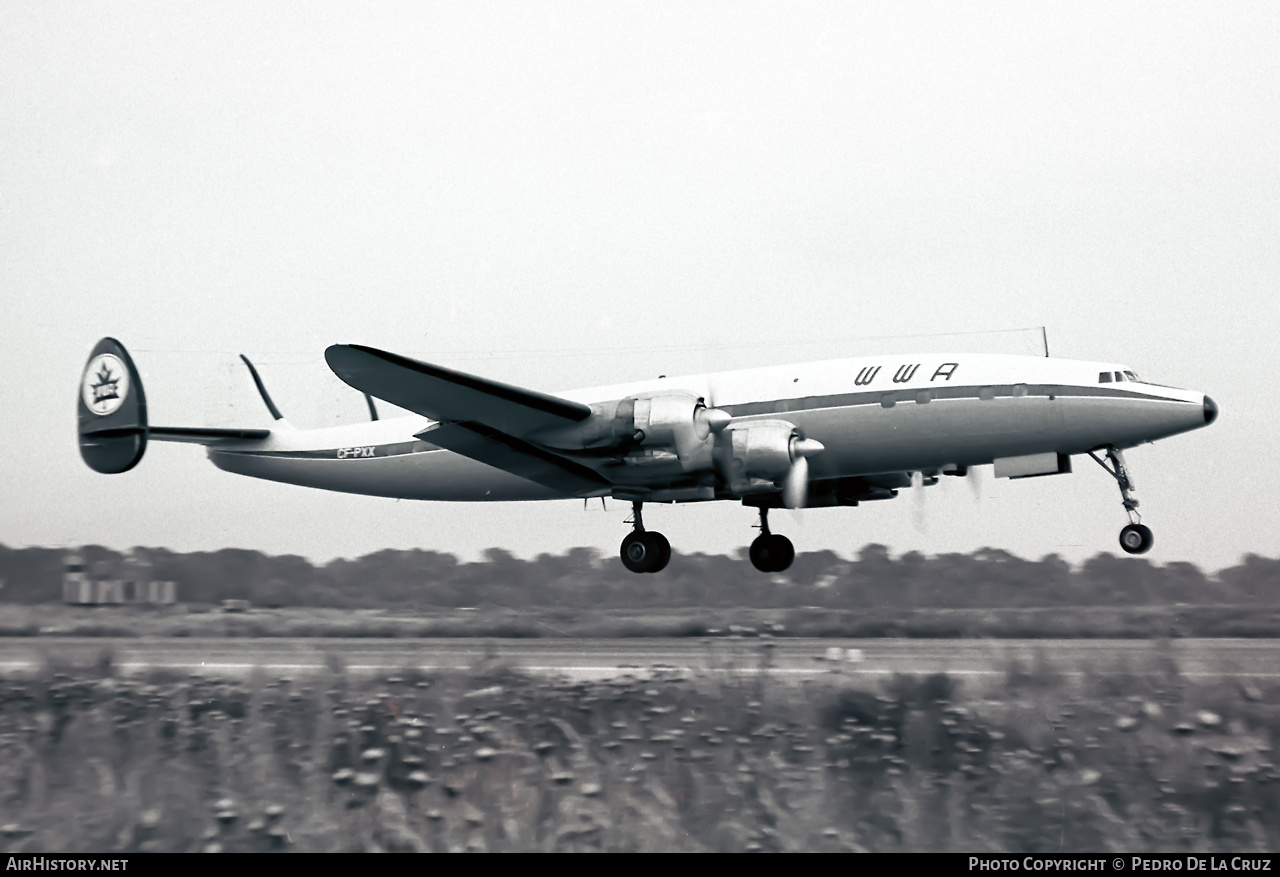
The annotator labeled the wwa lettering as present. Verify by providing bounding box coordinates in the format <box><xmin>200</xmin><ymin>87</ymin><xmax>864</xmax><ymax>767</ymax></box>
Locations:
<box><xmin>856</xmin><ymin>362</ymin><xmax>959</xmax><ymax>387</ymax></box>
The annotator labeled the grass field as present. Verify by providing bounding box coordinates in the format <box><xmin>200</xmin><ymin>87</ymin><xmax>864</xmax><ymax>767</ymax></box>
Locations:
<box><xmin>1</xmin><ymin>643</ymin><xmax>1278</xmax><ymax>853</ymax></box>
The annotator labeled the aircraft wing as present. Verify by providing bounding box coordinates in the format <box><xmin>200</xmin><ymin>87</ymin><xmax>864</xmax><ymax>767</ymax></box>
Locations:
<box><xmin>325</xmin><ymin>345</ymin><xmax>591</xmax><ymax>436</ymax></box>
<box><xmin>327</xmin><ymin>344</ymin><xmax>610</xmax><ymax>496</ymax></box>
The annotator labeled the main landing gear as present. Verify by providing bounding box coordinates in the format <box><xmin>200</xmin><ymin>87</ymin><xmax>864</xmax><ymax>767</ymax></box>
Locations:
<box><xmin>1089</xmin><ymin>447</ymin><xmax>1154</xmax><ymax>555</ymax></box>
<box><xmin>749</xmin><ymin>507</ymin><xmax>795</xmax><ymax>573</ymax></box>
<box><xmin>619</xmin><ymin>502</ymin><xmax>671</xmax><ymax>573</ymax></box>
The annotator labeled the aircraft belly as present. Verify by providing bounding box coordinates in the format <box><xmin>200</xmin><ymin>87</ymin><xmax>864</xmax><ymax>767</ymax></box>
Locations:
<box><xmin>207</xmin><ymin>449</ymin><xmax>565</xmax><ymax>501</ymax></box>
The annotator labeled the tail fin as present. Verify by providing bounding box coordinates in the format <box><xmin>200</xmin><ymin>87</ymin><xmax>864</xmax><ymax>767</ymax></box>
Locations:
<box><xmin>238</xmin><ymin>354</ymin><xmax>284</xmax><ymax>420</ymax></box>
<box><xmin>78</xmin><ymin>338</ymin><xmax>148</xmax><ymax>473</ymax></box>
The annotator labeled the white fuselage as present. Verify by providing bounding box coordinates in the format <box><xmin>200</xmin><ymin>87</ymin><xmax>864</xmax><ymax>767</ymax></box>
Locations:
<box><xmin>206</xmin><ymin>353</ymin><xmax>1211</xmax><ymax>502</ymax></box>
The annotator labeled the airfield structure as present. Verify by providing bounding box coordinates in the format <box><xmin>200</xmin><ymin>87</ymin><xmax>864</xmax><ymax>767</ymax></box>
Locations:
<box><xmin>62</xmin><ymin>550</ymin><xmax>177</xmax><ymax>605</ymax></box>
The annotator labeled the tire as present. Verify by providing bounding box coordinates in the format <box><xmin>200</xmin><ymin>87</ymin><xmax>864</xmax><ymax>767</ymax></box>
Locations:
<box><xmin>749</xmin><ymin>535</ymin><xmax>771</xmax><ymax>572</ymax></box>
<box><xmin>647</xmin><ymin>532</ymin><xmax>671</xmax><ymax>573</ymax></box>
<box><xmin>621</xmin><ymin>531</ymin><xmax>655</xmax><ymax>573</ymax></box>
<box><xmin>770</xmin><ymin>534</ymin><xmax>795</xmax><ymax>572</ymax></box>
<box><xmin>1119</xmin><ymin>523</ymin><xmax>1154</xmax><ymax>555</ymax></box>
<box><xmin>749</xmin><ymin>534</ymin><xmax>795</xmax><ymax>573</ymax></box>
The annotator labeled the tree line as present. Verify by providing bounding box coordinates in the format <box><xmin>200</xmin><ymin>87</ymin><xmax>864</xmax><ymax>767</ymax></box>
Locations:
<box><xmin>0</xmin><ymin>543</ymin><xmax>1276</xmax><ymax>610</ymax></box>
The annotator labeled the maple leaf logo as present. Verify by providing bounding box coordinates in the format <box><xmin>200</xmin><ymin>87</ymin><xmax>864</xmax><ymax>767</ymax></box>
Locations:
<box><xmin>91</xmin><ymin>362</ymin><xmax>120</xmax><ymax>404</ymax></box>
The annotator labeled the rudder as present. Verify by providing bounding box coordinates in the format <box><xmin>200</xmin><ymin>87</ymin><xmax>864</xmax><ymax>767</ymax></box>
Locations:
<box><xmin>78</xmin><ymin>338</ymin><xmax>148</xmax><ymax>473</ymax></box>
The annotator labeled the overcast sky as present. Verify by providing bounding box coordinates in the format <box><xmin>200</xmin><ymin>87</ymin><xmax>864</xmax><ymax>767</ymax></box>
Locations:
<box><xmin>2</xmin><ymin>2</ymin><xmax>1276</xmax><ymax>571</ymax></box>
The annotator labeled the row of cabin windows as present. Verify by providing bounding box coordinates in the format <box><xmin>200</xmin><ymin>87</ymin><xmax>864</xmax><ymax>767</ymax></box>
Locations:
<box><xmin>1100</xmin><ymin>370</ymin><xmax>1140</xmax><ymax>383</ymax></box>
<box><xmin>880</xmin><ymin>384</ymin><xmax>1028</xmax><ymax>407</ymax></box>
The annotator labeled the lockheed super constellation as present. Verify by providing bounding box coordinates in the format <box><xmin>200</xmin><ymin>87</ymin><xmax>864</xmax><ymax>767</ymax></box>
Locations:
<box><xmin>78</xmin><ymin>338</ymin><xmax>1216</xmax><ymax>573</ymax></box>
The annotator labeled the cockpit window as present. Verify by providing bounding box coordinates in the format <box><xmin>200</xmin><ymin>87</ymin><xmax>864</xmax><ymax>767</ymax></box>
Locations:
<box><xmin>1099</xmin><ymin>371</ymin><xmax>1112</xmax><ymax>383</ymax></box>
<box><xmin>1123</xmin><ymin>370</ymin><xmax>1139</xmax><ymax>381</ymax></box>
<box><xmin>1114</xmin><ymin>371</ymin><xmax>1125</xmax><ymax>382</ymax></box>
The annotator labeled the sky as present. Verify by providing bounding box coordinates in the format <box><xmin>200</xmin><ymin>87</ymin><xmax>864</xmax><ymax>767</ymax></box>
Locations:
<box><xmin>2</xmin><ymin>2</ymin><xmax>1276</xmax><ymax>572</ymax></box>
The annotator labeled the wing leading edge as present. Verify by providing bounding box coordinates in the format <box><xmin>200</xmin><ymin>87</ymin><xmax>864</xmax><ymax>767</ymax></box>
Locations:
<box><xmin>325</xmin><ymin>344</ymin><xmax>608</xmax><ymax>496</ymax></box>
<box><xmin>325</xmin><ymin>345</ymin><xmax>591</xmax><ymax>434</ymax></box>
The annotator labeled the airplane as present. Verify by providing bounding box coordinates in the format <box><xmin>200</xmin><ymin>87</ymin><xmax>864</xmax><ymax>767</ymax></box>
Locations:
<box><xmin>77</xmin><ymin>337</ymin><xmax>1217</xmax><ymax>573</ymax></box>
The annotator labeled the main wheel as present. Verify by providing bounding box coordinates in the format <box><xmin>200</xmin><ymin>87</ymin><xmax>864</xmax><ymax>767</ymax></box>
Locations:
<box><xmin>1119</xmin><ymin>523</ymin><xmax>1154</xmax><ymax>555</ymax></box>
<box><xmin>646</xmin><ymin>532</ymin><xmax>671</xmax><ymax>573</ymax></box>
<box><xmin>621</xmin><ymin>531</ymin><xmax>656</xmax><ymax>573</ymax></box>
<box><xmin>770</xmin><ymin>534</ymin><xmax>795</xmax><ymax>572</ymax></box>
<box><xmin>749</xmin><ymin>534</ymin><xmax>795</xmax><ymax>573</ymax></box>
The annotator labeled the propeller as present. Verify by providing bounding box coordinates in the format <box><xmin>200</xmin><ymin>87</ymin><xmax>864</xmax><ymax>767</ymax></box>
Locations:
<box><xmin>782</xmin><ymin>437</ymin><xmax>825</xmax><ymax>509</ymax></box>
<box><xmin>968</xmin><ymin>464</ymin><xmax>985</xmax><ymax>501</ymax></box>
<box><xmin>694</xmin><ymin>406</ymin><xmax>732</xmax><ymax>440</ymax></box>
<box><xmin>910</xmin><ymin>470</ymin><xmax>928</xmax><ymax>534</ymax></box>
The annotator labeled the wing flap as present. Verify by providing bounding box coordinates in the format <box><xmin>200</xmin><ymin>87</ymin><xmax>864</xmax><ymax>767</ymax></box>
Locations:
<box><xmin>326</xmin><ymin>344</ymin><xmax>591</xmax><ymax>436</ymax></box>
<box><xmin>416</xmin><ymin>421</ymin><xmax>610</xmax><ymax>496</ymax></box>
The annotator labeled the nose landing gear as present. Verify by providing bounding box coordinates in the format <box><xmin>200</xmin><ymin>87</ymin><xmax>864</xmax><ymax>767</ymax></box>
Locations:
<box><xmin>1089</xmin><ymin>447</ymin><xmax>1154</xmax><ymax>555</ymax></box>
<box><xmin>748</xmin><ymin>507</ymin><xmax>795</xmax><ymax>573</ymax></box>
<box><xmin>1119</xmin><ymin>522</ymin><xmax>1154</xmax><ymax>554</ymax></box>
<box><xmin>619</xmin><ymin>502</ymin><xmax>671</xmax><ymax>573</ymax></box>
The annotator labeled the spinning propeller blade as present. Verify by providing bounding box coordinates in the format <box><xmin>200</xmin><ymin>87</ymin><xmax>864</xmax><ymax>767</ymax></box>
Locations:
<box><xmin>968</xmin><ymin>464</ymin><xmax>985</xmax><ymax>501</ymax></box>
<box><xmin>783</xmin><ymin>455</ymin><xmax>809</xmax><ymax>509</ymax></box>
<box><xmin>782</xmin><ymin>437</ymin><xmax>824</xmax><ymax>509</ymax></box>
<box><xmin>910</xmin><ymin>470</ymin><xmax>928</xmax><ymax>533</ymax></box>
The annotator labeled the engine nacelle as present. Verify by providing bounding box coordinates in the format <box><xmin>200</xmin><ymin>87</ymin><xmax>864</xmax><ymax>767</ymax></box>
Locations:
<box><xmin>715</xmin><ymin>419</ymin><xmax>808</xmax><ymax>496</ymax></box>
<box><xmin>534</xmin><ymin>392</ymin><xmax>731</xmax><ymax>474</ymax></box>
<box><xmin>632</xmin><ymin>393</ymin><xmax>712</xmax><ymax>461</ymax></box>
<box><xmin>532</xmin><ymin>398</ymin><xmax>643</xmax><ymax>450</ymax></box>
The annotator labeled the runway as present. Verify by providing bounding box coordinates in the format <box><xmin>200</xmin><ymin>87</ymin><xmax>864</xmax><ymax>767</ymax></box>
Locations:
<box><xmin>2</xmin><ymin>637</ymin><xmax>1278</xmax><ymax>682</ymax></box>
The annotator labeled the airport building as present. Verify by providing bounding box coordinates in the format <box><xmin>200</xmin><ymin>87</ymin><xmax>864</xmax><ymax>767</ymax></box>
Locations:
<box><xmin>62</xmin><ymin>550</ymin><xmax>177</xmax><ymax>605</ymax></box>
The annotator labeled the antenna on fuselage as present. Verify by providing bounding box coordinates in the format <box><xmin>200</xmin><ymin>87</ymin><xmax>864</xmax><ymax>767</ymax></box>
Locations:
<box><xmin>1041</xmin><ymin>327</ymin><xmax>1050</xmax><ymax>358</ymax></box>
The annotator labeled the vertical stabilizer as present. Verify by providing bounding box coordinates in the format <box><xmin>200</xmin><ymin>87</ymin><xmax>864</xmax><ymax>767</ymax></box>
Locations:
<box><xmin>78</xmin><ymin>338</ymin><xmax>148</xmax><ymax>473</ymax></box>
<box><xmin>238</xmin><ymin>354</ymin><xmax>284</xmax><ymax>420</ymax></box>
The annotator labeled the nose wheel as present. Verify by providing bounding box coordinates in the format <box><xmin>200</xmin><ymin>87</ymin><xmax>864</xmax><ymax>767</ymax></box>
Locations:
<box><xmin>748</xmin><ymin>507</ymin><xmax>795</xmax><ymax>573</ymax></box>
<box><xmin>619</xmin><ymin>502</ymin><xmax>671</xmax><ymax>573</ymax></box>
<box><xmin>1090</xmin><ymin>447</ymin><xmax>1154</xmax><ymax>555</ymax></box>
<box><xmin>1119</xmin><ymin>523</ymin><xmax>1154</xmax><ymax>554</ymax></box>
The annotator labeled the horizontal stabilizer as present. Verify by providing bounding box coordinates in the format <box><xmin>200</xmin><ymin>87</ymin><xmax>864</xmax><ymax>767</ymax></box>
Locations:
<box><xmin>326</xmin><ymin>344</ymin><xmax>591</xmax><ymax>437</ymax></box>
<box><xmin>148</xmin><ymin>426</ymin><xmax>271</xmax><ymax>444</ymax></box>
<box><xmin>79</xmin><ymin>425</ymin><xmax>270</xmax><ymax>446</ymax></box>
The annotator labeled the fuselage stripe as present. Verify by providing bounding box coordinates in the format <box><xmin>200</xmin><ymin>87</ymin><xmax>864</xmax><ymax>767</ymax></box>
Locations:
<box><xmin>719</xmin><ymin>382</ymin><xmax>1189</xmax><ymax>418</ymax></box>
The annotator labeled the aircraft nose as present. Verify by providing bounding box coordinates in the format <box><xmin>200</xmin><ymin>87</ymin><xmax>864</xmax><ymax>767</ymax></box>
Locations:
<box><xmin>1204</xmin><ymin>396</ymin><xmax>1218</xmax><ymax>425</ymax></box>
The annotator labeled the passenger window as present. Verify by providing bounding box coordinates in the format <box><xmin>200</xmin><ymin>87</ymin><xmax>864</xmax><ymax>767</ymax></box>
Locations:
<box><xmin>1099</xmin><ymin>372</ymin><xmax>1112</xmax><ymax>383</ymax></box>
<box><xmin>1012</xmin><ymin>384</ymin><xmax>1028</xmax><ymax>397</ymax></box>
<box><xmin>915</xmin><ymin>390</ymin><xmax>932</xmax><ymax>404</ymax></box>
<box><xmin>978</xmin><ymin>387</ymin><xmax>995</xmax><ymax>401</ymax></box>
<box><xmin>880</xmin><ymin>394</ymin><xmax>896</xmax><ymax>409</ymax></box>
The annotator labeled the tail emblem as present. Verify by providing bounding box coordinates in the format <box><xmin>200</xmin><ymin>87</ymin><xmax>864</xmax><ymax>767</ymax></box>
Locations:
<box><xmin>82</xmin><ymin>353</ymin><xmax>130</xmax><ymax>415</ymax></box>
